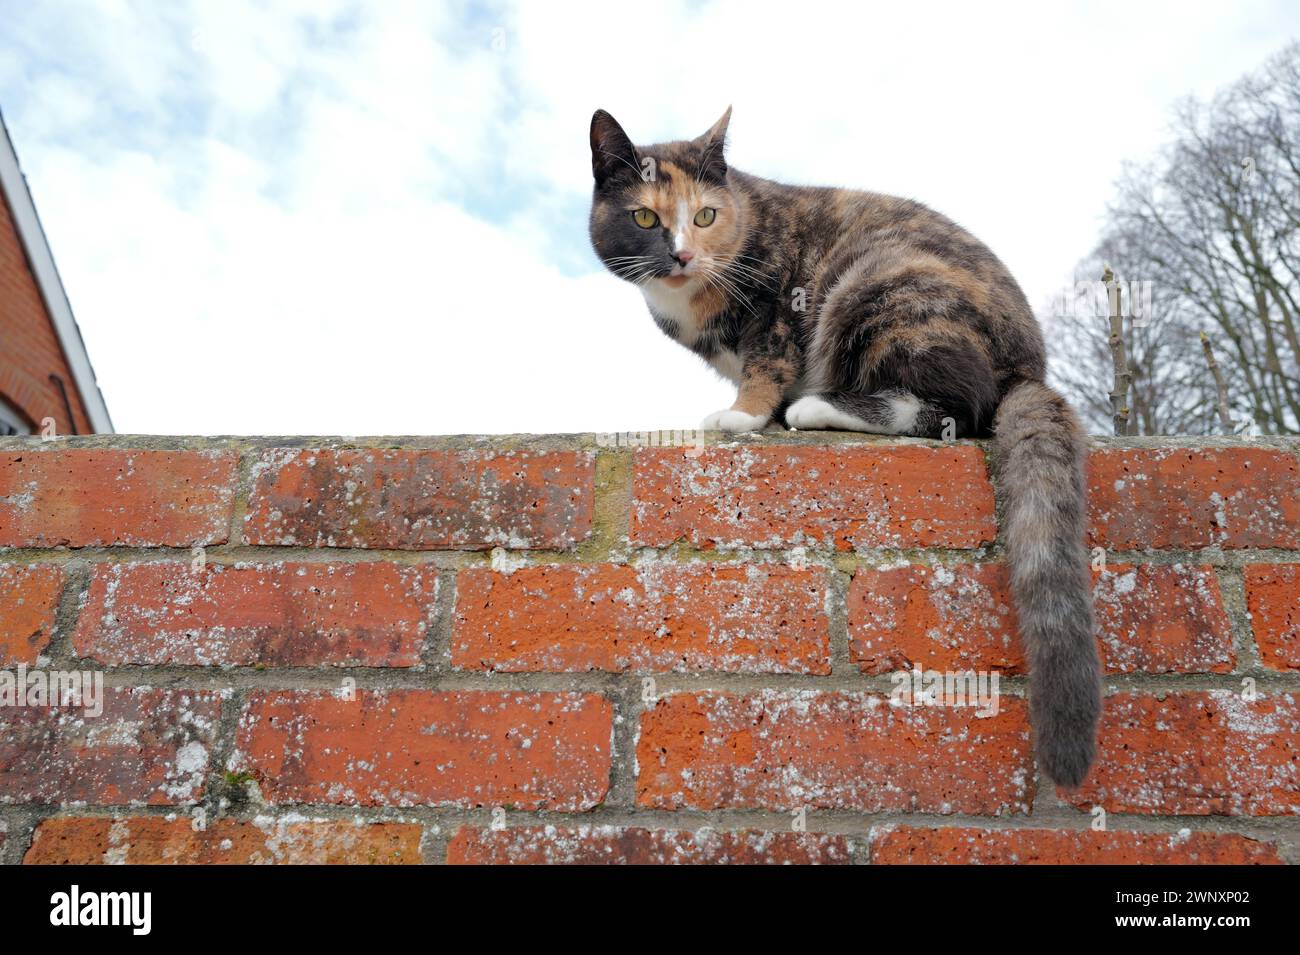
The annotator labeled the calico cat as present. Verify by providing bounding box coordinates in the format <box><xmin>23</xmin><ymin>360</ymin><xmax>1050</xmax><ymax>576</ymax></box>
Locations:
<box><xmin>588</xmin><ymin>107</ymin><xmax>1101</xmax><ymax>787</ymax></box>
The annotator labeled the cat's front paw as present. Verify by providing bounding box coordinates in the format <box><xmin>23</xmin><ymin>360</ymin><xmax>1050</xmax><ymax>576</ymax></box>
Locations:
<box><xmin>701</xmin><ymin>409</ymin><xmax>769</xmax><ymax>432</ymax></box>
<box><xmin>785</xmin><ymin>395</ymin><xmax>841</xmax><ymax>430</ymax></box>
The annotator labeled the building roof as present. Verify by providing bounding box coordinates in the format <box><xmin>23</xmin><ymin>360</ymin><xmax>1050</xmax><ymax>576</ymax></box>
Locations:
<box><xmin>0</xmin><ymin>109</ymin><xmax>113</xmax><ymax>433</ymax></box>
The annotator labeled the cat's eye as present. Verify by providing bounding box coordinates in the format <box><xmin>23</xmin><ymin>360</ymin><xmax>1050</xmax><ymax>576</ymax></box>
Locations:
<box><xmin>632</xmin><ymin>208</ymin><xmax>658</xmax><ymax>229</ymax></box>
<box><xmin>694</xmin><ymin>207</ymin><xmax>717</xmax><ymax>227</ymax></box>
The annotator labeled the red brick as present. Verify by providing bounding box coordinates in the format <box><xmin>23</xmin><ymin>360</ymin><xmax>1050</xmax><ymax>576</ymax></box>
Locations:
<box><xmin>636</xmin><ymin>691</ymin><xmax>1032</xmax><ymax>813</ymax></box>
<box><xmin>0</xmin><ymin>450</ymin><xmax>236</xmax><ymax>547</ymax></box>
<box><xmin>1063</xmin><ymin>692</ymin><xmax>1300</xmax><ymax>815</ymax></box>
<box><xmin>1245</xmin><ymin>564</ymin><xmax>1300</xmax><ymax>671</ymax></box>
<box><xmin>24</xmin><ymin>816</ymin><xmax>422</xmax><ymax>864</ymax></box>
<box><xmin>1088</xmin><ymin>447</ymin><xmax>1300</xmax><ymax>549</ymax></box>
<box><xmin>0</xmin><ymin>687</ymin><xmax>221</xmax><ymax>805</ymax></box>
<box><xmin>452</xmin><ymin>562</ymin><xmax>830</xmax><ymax>674</ymax></box>
<box><xmin>243</xmin><ymin>448</ymin><xmax>594</xmax><ymax>550</ymax></box>
<box><xmin>74</xmin><ymin>561</ymin><xmax>434</xmax><ymax>667</ymax></box>
<box><xmin>869</xmin><ymin>825</ymin><xmax>1282</xmax><ymax>864</ymax></box>
<box><xmin>848</xmin><ymin>563</ymin><xmax>1021</xmax><ymax>674</ymax></box>
<box><xmin>233</xmin><ymin>690</ymin><xmax>611</xmax><ymax>809</ymax></box>
<box><xmin>0</xmin><ymin>564</ymin><xmax>62</xmax><ymax>665</ymax></box>
<box><xmin>447</xmin><ymin>826</ymin><xmax>853</xmax><ymax>864</ymax></box>
<box><xmin>631</xmin><ymin>445</ymin><xmax>996</xmax><ymax>549</ymax></box>
<box><xmin>1093</xmin><ymin>563</ymin><xmax>1234</xmax><ymax>672</ymax></box>
<box><xmin>848</xmin><ymin>562</ymin><xmax>1232</xmax><ymax>675</ymax></box>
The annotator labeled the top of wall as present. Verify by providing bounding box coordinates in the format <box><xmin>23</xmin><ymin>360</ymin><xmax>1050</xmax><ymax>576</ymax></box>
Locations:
<box><xmin>1</xmin><ymin>431</ymin><xmax>1298</xmax><ymax>451</ymax></box>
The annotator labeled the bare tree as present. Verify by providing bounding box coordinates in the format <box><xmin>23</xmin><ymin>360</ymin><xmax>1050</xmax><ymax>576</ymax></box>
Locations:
<box><xmin>1048</xmin><ymin>42</ymin><xmax>1300</xmax><ymax>435</ymax></box>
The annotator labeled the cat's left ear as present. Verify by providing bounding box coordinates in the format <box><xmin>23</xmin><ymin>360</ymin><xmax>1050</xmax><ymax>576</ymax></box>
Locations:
<box><xmin>695</xmin><ymin>106</ymin><xmax>732</xmax><ymax>182</ymax></box>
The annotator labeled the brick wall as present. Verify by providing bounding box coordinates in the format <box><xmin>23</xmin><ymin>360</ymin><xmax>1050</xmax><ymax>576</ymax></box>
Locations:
<box><xmin>0</xmin><ymin>434</ymin><xmax>1297</xmax><ymax>865</ymax></box>
<box><xmin>0</xmin><ymin>190</ymin><xmax>92</xmax><ymax>436</ymax></box>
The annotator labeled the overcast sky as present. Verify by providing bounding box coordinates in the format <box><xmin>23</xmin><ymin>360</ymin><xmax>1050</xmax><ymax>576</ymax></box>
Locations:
<box><xmin>1</xmin><ymin>0</ymin><xmax>1296</xmax><ymax>435</ymax></box>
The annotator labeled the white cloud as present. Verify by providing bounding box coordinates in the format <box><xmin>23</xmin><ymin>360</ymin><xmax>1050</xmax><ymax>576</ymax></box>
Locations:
<box><xmin>1</xmin><ymin>0</ymin><xmax>1295</xmax><ymax>434</ymax></box>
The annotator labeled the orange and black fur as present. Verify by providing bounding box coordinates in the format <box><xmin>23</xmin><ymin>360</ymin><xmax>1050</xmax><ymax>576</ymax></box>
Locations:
<box><xmin>588</xmin><ymin>108</ymin><xmax>1101</xmax><ymax>786</ymax></box>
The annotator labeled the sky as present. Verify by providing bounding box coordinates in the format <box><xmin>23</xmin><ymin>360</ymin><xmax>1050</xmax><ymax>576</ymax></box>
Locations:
<box><xmin>0</xmin><ymin>0</ymin><xmax>1296</xmax><ymax>435</ymax></box>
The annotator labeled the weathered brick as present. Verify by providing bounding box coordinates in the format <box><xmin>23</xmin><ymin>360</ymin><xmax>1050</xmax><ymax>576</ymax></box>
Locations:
<box><xmin>631</xmin><ymin>445</ymin><xmax>996</xmax><ymax>549</ymax></box>
<box><xmin>447</xmin><ymin>825</ymin><xmax>853</xmax><ymax>864</ymax></box>
<box><xmin>3</xmin><ymin>435</ymin><xmax>1295</xmax><ymax>861</ymax></box>
<box><xmin>452</xmin><ymin>562</ymin><xmax>830</xmax><ymax>674</ymax></box>
<box><xmin>24</xmin><ymin>816</ymin><xmax>422</xmax><ymax>864</ymax></box>
<box><xmin>1063</xmin><ymin>691</ymin><xmax>1300</xmax><ymax>815</ymax></box>
<box><xmin>1092</xmin><ymin>563</ymin><xmax>1234</xmax><ymax>672</ymax></box>
<box><xmin>869</xmin><ymin>826</ymin><xmax>1282</xmax><ymax>864</ymax></box>
<box><xmin>243</xmin><ymin>448</ymin><xmax>594</xmax><ymax>550</ymax></box>
<box><xmin>0</xmin><ymin>564</ymin><xmax>62</xmax><ymax>665</ymax></box>
<box><xmin>849</xmin><ymin>562</ymin><xmax>1232</xmax><ymax>675</ymax></box>
<box><xmin>233</xmin><ymin>690</ymin><xmax>611</xmax><ymax>809</ymax></box>
<box><xmin>0</xmin><ymin>687</ymin><xmax>221</xmax><ymax>805</ymax></box>
<box><xmin>0</xmin><ymin>449</ymin><xmax>236</xmax><ymax>547</ymax></box>
<box><xmin>849</xmin><ymin>563</ymin><xmax>1021</xmax><ymax>674</ymax></box>
<box><xmin>1245</xmin><ymin>564</ymin><xmax>1300</xmax><ymax>671</ymax></box>
<box><xmin>636</xmin><ymin>691</ymin><xmax>1032</xmax><ymax>813</ymax></box>
<box><xmin>1088</xmin><ymin>447</ymin><xmax>1300</xmax><ymax>549</ymax></box>
<box><xmin>74</xmin><ymin>561</ymin><xmax>434</xmax><ymax>667</ymax></box>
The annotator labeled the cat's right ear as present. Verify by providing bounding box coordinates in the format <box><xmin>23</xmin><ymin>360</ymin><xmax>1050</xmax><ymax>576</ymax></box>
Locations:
<box><xmin>590</xmin><ymin>110</ymin><xmax>638</xmax><ymax>188</ymax></box>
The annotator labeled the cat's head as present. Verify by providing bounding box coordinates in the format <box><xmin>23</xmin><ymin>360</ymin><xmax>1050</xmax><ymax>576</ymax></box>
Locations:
<box><xmin>588</xmin><ymin>108</ymin><xmax>746</xmax><ymax>289</ymax></box>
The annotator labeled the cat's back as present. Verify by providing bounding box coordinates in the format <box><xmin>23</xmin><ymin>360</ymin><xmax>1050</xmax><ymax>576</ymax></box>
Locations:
<box><xmin>740</xmin><ymin>172</ymin><xmax>1022</xmax><ymax>298</ymax></box>
<box><xmin>735</xmin><ymin>168</ymin><xmax>1045</xmax><ymax>384</ymax></box>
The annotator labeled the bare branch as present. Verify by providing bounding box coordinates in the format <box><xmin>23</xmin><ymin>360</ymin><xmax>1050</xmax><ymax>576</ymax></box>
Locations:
<box><xmin>1199</xmin><ymin>331</ymin><xmax>1236</xmax><ymax>432</ymax></box>
<box><xmin>1103</xmin><ymin>266</ymin><xmax>1133</xmax><ymax>435</ymax></box>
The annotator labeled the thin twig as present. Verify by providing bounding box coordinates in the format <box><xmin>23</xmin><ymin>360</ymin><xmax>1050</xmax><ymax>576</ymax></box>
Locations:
<box><xmin>1199</xmin><ymin>330</ymin><xmax>1236</xmax><ymax>432</ymax></box>
<box><xmin>1103</xmin><ymin>266</ymin><xmax>1133</xmax><ymax>435</ymax></box>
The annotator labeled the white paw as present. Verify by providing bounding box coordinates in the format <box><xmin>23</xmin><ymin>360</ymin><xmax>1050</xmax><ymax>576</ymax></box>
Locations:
<box><xmin>701</xmin><ymin>408</ymin><xmax>770</xmax><ymax>432</ymax></box>
<box><xmin>785</xmin><ymin>395</ymin><xmax>841</xmax><ymax>431</ymax></box>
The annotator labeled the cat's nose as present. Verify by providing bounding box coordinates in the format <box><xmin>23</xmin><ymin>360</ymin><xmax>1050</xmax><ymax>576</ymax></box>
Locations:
<box><xmin>674</xmin><ymin>250</ymin><xmax>695</xmax><ymax>265</ymax></box>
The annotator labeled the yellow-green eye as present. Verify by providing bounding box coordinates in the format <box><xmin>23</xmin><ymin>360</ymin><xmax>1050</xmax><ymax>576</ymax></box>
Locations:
<box><xmin>632</xmin><ymin>208</ymin><xmax>658</xmax><ymax>229</ymax></box>
<box><xmin>694</xmin><ymin>207</ymin><xmax>716</xmax><ymax>227</ymax></box>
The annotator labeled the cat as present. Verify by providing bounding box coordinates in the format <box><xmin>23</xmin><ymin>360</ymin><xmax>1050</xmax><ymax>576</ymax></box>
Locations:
<box><xmin>588</xmin><ymin>107</ymin><xmax>1101</xmax><ymax>787</ymax></box>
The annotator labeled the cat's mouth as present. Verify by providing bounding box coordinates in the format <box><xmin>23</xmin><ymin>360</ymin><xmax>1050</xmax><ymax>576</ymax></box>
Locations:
<box><xmin>659</xmin><ymin>262</ymin><xmax>698</xmax><ymax>287</ymax></box>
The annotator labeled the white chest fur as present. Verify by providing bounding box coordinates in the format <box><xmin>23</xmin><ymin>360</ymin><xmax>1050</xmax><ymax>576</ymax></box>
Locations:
<box><xmin>641</xmin><ymin>279</ymin><xmax>704</xmax><ymax>347</ymax></box>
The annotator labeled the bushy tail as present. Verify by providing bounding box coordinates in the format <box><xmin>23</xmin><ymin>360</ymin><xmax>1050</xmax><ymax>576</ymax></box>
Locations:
<box><xmin>992</xmin><ymin>380</ymin><xmax>1101</xmax><ymax>787</ymax></box>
